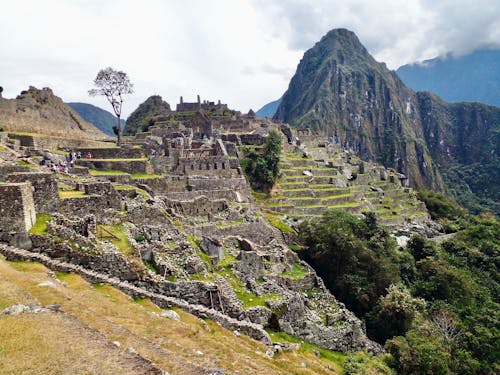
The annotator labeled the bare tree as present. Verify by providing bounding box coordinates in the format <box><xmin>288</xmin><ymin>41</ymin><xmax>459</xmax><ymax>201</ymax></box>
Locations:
<box><xmin>432</xmin><ymin>311</ymin><xmax>463</xmax><ymax>347</ymax></box>
<box><xmin>89</xmin><ymin>67</ymin><xmax>133</xmax><ymax>145</ymax></box>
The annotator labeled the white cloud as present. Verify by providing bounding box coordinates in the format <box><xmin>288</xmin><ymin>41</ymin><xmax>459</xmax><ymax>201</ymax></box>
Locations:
<box><xmin>0</xmin><ymin>0</ymin><xmax>498</xmax><ymax>116</ymax></box>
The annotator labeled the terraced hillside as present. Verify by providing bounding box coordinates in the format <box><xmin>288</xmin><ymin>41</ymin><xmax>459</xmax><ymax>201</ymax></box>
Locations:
<box><xmin>260</xmin><ymin>137</ymin><xmax>429</xmax><ymax>229</ymax></box>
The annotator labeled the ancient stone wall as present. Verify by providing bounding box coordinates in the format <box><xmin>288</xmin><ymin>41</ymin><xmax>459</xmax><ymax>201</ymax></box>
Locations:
<box><xmin>162</xmin><ymin>196</ymin><xmax>228</xmax><ymax>216</ymax></box>
<box><xmin>163</xmin><ymin>189</ymin><xmax>236</xmax><ymax>202</ymax></box>
<box><xmin>177</xmin><ymin>156</ymin><xmax>236</xmax><ymax>177</ymax></box>
<box><xmin>7</xmin><ymin>133</ymin><xmax>110</xmax><ymax>150</ymax></box>
<box><xmin>73</xmin><ymin>147</ymin><xmax>144</xmax><ymax>159</ymax></box>
<box><xmin>6</xmin><ymin>172</ymin><xmax>59</xmax><ymax>213</ymax></box>
<box><xmin>58</xmin><ymin>183</ymin><xmax>121</xmax><ymax>219</ymax></box>
<box><xmin>77</xmin><ymin>159</ymin><xmax>152</xmax><ymax>174</ymax></box>
<box><xmin>240</xmin><ymin>134</ymin><xmax>264</xmax><ymax>146</ymax></box>
<box><xmin>0</xmin><ymin>182</ymin><xmax>36</xmax><ymax>233</ymax></box>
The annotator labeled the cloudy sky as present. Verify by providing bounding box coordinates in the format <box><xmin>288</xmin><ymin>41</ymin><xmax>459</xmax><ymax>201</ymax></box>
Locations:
<box><xmin>1</xmin><ymin>0</ymin><xmax>499</xmax><ymax>117</ymax></box>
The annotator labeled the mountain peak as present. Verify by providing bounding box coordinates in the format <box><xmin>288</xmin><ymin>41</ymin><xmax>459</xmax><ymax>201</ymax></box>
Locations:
<box><xmin>312</xmin><ymin>28</ymin><xmax>370</xmax><ymax>60</ymax></box>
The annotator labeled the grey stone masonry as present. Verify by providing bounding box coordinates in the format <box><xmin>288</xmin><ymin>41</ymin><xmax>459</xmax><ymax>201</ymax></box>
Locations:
<box><xmin>6</xmin><ymin>172</ymin><xmax>59</xmax><ymax>213</ymax></box>
<box><xmin>0</xmin><ymin>182</ymin><xmax>36</xmax><ymax>233</ymax></box>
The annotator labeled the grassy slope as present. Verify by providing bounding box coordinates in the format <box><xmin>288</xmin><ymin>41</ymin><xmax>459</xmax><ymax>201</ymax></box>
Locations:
<box><xmin>0</xmin><ymin>256</ymin><xmax>344</xmax><ymax>374</ymax></box>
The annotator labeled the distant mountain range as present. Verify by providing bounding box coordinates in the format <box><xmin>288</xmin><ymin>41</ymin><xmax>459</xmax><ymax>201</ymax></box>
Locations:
<box><xmin>256</xmin><ymin>98</ymin><xmax>281</xmax><ymax>118</ymax></box>
<box><xmin>67</xmin><ymin>102</ymin><xmax>121</xmax><ymax>136</ymax></box>
<box><xmin>273</xmin><ymin>28</ymin><xmax>499</xmax><ymax>215</ymax></box>
<box><xmin>396</xmin><ymin>49</ymin><xmax>500</xmax><ymax>107</ymax></box>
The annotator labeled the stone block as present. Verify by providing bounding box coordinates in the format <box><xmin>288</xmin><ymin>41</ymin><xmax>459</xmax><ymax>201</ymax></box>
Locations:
<box><xmin>0</xmin><ymin>182</ymin><xmax>36</xmax><ymax>233</ymax></box>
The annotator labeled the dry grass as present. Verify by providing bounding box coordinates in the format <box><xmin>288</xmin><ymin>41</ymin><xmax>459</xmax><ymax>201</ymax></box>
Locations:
<box><xmin>0</xmin><ymin>256</ymin><xmax>345</xmax><ymax>374</ymax></box>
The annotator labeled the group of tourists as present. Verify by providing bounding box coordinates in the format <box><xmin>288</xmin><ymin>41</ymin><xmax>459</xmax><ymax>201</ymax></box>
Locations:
<box><xmin>42</xmin><ymin>150</ymin><xmax>93</xmax><ymax>173</ymax></box>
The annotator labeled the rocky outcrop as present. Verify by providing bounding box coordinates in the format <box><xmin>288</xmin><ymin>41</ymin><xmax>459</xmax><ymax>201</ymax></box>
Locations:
<box><xmin>0</xmin><ymin>86</ymin><xmax>108</xmax><ymax>140</ymax></box>
<box><xmin>123</xmin><ymin>95</ymin><xmax>171</xmax><ymax>135</ymax></box>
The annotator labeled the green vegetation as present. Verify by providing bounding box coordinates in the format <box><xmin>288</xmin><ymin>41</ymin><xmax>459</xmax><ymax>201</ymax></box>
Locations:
<box><xmin>123</xmin><ymin>95</ymin><xmax>171</xmax><ymax>135</ymax></box>
<box><xmin>241</xmin><ymin>128</ymin><xmax>281</xmax><ymax>191</ymax></box>
<box><xmin>131</xmin><ymin>172</ymin><xmax>162</xmax><ymax>179</ymax></box>
<box><xmin>89</xmin><ymin>169</ymin><xmax>128</xmax><ymax>176</ymax></box>
<box><xmin>281</xmin><ymin>262</ymin><xmax>308</xmax><ymax>280</ymax></box>
<box><xmin>17</xmin><ymin>160</ymin><xmax>37</xmax><ymax>168</ymax></box>
<box><xmin>268</xmin><ymin>331</ymin><xmax>345</xmax><ymax>372</ymax></box>
<box><xmin>97</xmin><ymin>224</ymin><xmax>134</xmax><ymax>256</ymax></box>
<box><xmin>299</xmin><ymin>211</ymin><xmax>400</xmax><ymax>317</ymax></box>
<box><xmin>28</xmin><ymin>213</ymin><xmax>51</xmax><ymax>235</ymax></box>
<box><xmin>297</xmin><ymin>203</ymin><xmax>500</xmax><ymax>374</ymax></box>
<box><xmin>59</xmin><ymin>190</ymin><xmax>87</xmax><ymax>199</ymax></box>
<box><xmin>343</xmin><ymin>351</ymin><xmax>394</xmax><ymax>375</ymax></box>
<box><xmin>264</xmin><ymin>213</ymin><xmax>294</xmax><ymax>233</ymax></box>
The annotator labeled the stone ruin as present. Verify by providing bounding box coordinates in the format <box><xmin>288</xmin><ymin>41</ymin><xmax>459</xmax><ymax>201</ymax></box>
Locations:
<box><xmin>1</xmin><ymin>95</ymin><xmax>426</xmax><ymax>355</ymax></box>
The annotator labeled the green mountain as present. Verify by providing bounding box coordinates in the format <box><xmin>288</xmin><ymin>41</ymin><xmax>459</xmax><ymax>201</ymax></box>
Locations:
<box><xmin>274</xmin><ymin>28</ymin><xmax>500</xmax><ymax>215</ymax></box>
<box><xmin>123</xmin><ymin>95</ymin><xmax>171</xmax><ymax>135</ymax></box>
<box><xmin>256</xmin><ymin>98</ymin><xmax>281</xmax><ymax>118</ymax></box>
<box><xmin>397</xmin><ymin>49</ymin><xmax>500</xmax><ymax>107</ymax></box>
<box><xmin>67</xmin><ymin>102</ymin><xmax>119</xmax><ymax>136</ymax></box>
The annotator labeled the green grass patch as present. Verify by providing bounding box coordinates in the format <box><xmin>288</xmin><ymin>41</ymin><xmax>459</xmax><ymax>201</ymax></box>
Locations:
<box><xmin>17</xmin><ymin>160</ymin><xmax>38</xmax><ymax>169</ymax></box>
<box><xmin>28</xmin><ymin>213</ymin><xmax>51</xmax><ymax>235</ymax></box>
<box><xmin>265</xmin><ymin>213</ymin><xmax>294</xmax><ymax>233</ymax></box>
<box><xmin>97</xmin><ymin>224</ymin><xmax>134</xmax><ymax>256</ymax></box>
<box><xmin>89</xmin><ymin>169</ymin><xmax>129</xmax><ymax>176</ymax></box>
<box><xmin>268</xmin><ymin>331</ymin><xmax>346</xmax><ymax>370</ymax></box>
<box><xmin>327</xmin><ymin>202</ymin><xmax>360</xmax><ymax>208</ymax></box>
<box><xmin>59</xmin><ymin>190</ymin><xmax>87</xmax><ymax>199</ymax></box>
<box><xmin>86</xmin><ymin>158</ymin><xmax>148</xmax><ymax>162</ymax></box>
<box><xmin>320</xmin><ymin>193</ymin><xmax>353</xmax><ymax>200</ymax></box>
<box><xmin>130</xmin><ymin>173</ymin><xmax>162</xmax><ymax>179</ymax></box>
<box><xmin>281</xmin><ymin>262</ymin><xmax>309</xmax><ymax>280</ymax></box>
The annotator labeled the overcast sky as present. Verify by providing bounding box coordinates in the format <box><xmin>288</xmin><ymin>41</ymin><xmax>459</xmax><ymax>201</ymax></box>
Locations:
<box><xmin>1</xmin><ymin>0</ymin><xmax>499</xmax><ymax>117</ymax></box>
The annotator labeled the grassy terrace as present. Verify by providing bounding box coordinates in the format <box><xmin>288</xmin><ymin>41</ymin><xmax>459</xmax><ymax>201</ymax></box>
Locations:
<box><xmin>89</xmin><ymin>169</ymin><xmax>128</xmax><ymax>176</ymax></box>
<box><xmin>28</xmin><ymin>213</ymin><xmax>51</xmax><ymax>235</ymax></box>
<box><xmin>131</xmin><ymin>173</ymin><xmax>162</xmax><ymax>179</ymax></box>
<box><xmin>59</xmin><ymin>190</ymin><xmax>87</xmax><ymax>199</ymax></box>
<box><xmin>83</xmin><ymin>158</ymin><xmax>148</xmax><ymax>162</ymax></box>
<box><xmin>97</xmin><ymin>224</ymin><xmax>134</xmax><ymax>256</ymax></box>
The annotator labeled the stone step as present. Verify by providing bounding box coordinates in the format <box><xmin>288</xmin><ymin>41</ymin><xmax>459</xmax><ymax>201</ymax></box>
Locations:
<box><xmin>280</xmin><ymin>188</ymin><xmax>315</xmax><ymax>198</ymax></box>
<box><xmin>282</xmin><ymin>158</ymin><xmax>318</xmax><ymax>168</ymax></box>
<box><xmin>278</xmin><ymin>182</ymin><xmax>310</xmax><ymax>189</ymax></box>
<box><xmin>311</xmin><ymin>187</ymin><xmax>351</xmax><ymax>197</ymax></box>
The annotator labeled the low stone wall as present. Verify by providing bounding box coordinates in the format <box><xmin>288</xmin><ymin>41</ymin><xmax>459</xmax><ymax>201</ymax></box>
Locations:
<box><xmin>196</xmin><ymin>222</ymin><xmax>278</xmax><ymax>246</ymax></box>
<box><xmin>73</xmin><ymin>147</ymin><xmax>144</xmax><ymax>159</ymax></box>
<box><xmin>240</xmin><ymin>134</ymin><xmax>264</xmax><ymax>146</ymax></box>
<box><xmin>77</xmin><ymin>159</ymin><xmax>152</xmax><ymax>174</ymax></box>
<box><xmin>162</xmin><ymin>196</ymin><xmax>228</xmax><ymax>216</ymax></box>
<box><xmin>163</xmin><ymin>189</ymin><xmax>236</xmax><ymax>202</ymax></box>
<box><xmin>58</xmin><ymin>193</ymin><xmax>120</xmax><ymax>219</ymax></box>
<box><xmin>7</xmin><ymin>133</ymin><xmax>111</xmax><ymax>150</ymax></box>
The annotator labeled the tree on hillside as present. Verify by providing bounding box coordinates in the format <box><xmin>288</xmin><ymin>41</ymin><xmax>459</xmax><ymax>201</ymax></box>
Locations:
<box><xmin>242</xmin><ymin>128</ymin><xmax>282</xmax><ymax>191</ymax></box>
<box><xmin>89</xmin><ymin>67</ymin><xmax>133</xmax><ymax>145</ymax></box>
